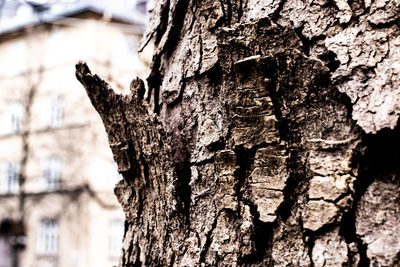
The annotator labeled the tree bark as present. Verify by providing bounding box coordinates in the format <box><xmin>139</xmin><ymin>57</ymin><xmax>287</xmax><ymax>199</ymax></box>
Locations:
<box><xmin>76</xmin><ymin>0</ymin><xmax>400</xmax><ymax>266</ymax></box>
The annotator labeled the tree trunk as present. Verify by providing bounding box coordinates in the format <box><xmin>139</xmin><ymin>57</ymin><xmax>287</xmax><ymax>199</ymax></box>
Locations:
<box><xmin>76</xmin><ymin>0</ymin><xmax>400</xmax><ymax>266</ymax></box>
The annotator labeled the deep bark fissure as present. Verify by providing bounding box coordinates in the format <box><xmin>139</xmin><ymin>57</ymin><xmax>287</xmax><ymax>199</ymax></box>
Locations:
<box><xmin>240</xmin><ymin>199</ymin><xmax>274</xmax><ymax>265</ymax></box>
<box><xmin>174</xmin><ymin>159</ymin><xmax>192</xmax><ymax>223</ymax></box>
<box><xmin>304</xmin><ymin>228</ymin><xmax>315</xmax><ymax>267</ymax></box>
<box><xmin>234</xmin><ymin>144</ymin><xmax>279</xmax><ymax>264</ymax></box>
<box><xmin>343</xmin><ymin>123</ymin><xmax>400</xmax><ymax>266</ymax></box>
<box><xmin>164</xmin><ymin>0</ymin><xmax>190</xmax><ymax>57</ymax></box>
<box><xmin>188</xmin><ymin>0</ymin><xmax>198</xmax><ymax>33</ymax></box>
<box><xmin>234</xmin><ymin>146</ymin><xmax>257</xmax><ymax>202</ymax></box>
<box><xmin>199</xmin><ymin>210</ymin><xmax>220</xmax><ymax>263</ymax></box>
<box><xmin>146</xmin><ymin>56</ymin><xmax>162</xmax><ymax>114</ymax></box>
<box><xmin>275</xmin><ymin>148</ymin><xmax>307</xmax><ymax>221</ymax></box>
<box><xmin>237</xmin><ymin>0</ymin><xmax>243</xmax><ymax>22</ymax></box>
<box><xmin>135</xmin><ymin>188</ymin><xmax>144</xmax><ymax>224</ymax></box>
<box><xmin>339</xmin><ymin>209</ymin><xmax>370</xmax><ymax>267</ymax></box>
<box><xmin>134</xmin><ymin>243</ymin><xmax>142</xmax><ymax>267</ymax></box>
<box><xmin>259</xmin><ymin>55</ymin><xmax>309</xmax><ymax>226</ymax></box>
<box><xmin>155</xmin><ymin>0</ymin><xmax>171</xmax><ymax>45</ymax></box>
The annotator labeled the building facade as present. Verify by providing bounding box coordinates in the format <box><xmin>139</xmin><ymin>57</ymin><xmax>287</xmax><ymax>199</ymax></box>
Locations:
<box><xmin>0</xmin><ymin>5</ymin><xmax>149</xmax><ymax>267</ymax></box>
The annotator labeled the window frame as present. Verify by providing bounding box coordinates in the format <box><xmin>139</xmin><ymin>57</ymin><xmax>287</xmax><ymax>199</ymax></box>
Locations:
<box><xmin>1</xmin><ymin>162</ymin><xmax>19</xmax><ymax>194</ymax></box>
<box><xmin>37</xmin><ymin>219</ymin><xmax>59</xmax><ymax>256</ymax></box>
<box><xmin>6</xmin><ymin>101</ymin><xmax>24</xmax><ymax>134</ymax></box>
<box><xmin>47</xmin><ymin>95</ymin><xmax>63</xmax><ymax>129</ymax></box>
<box><xmin>42</xmin><ymin>157</ymin><xmax>61</xmax><ymax>191</ymax></box>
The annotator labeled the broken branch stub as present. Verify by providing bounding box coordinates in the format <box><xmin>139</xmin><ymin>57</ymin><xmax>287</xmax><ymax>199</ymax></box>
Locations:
<box><xmin>75</xmin><ymin>61</ymin><xmax>185</xmax><ymax>265</ymax></box>
<box><xmin>75</xmin><ymin>61</ymin><xmax>176</xmax><ymax>185</ymax></box>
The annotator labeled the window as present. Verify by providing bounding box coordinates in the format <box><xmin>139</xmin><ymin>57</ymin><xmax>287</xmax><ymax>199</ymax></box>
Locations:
<box><xmin>42</xmin><ymin>157</ymin><xmax>60</xmax><ymax>191</ymax></box>
<box><xmin>45</xmin><ymin>31</ymin><xmax>68</xmax><ymax>67</ymax></box>
<box><xmin>7</xmin><ymin>40</ymin><xmax>27</xmax><ymax>75</ymax></box>
<box><xmin>1</xmin><ymin>162</ymin><xmax>19</xmax><ymax>194</ymax></box>
<box><xmin>109</xmin><ymin>220</ymin><xmax>124</xmax><ymax>257</ymax></box>
<box><xmin>112</xmin><ymin>33</ymin><xmax>139</xmax><ymax>70</ymax></box>
<box><xmin>37</xmin><ymin>219</ymin><xmax>58</xmax><ymax>256</ymax></box>
<box><xmin>113</xmin><ymin>162</ymin><xmax>123</xmax><ymax>182</ymax></box>
<box><xmin>6</xmin><ymin>102</ymin><xmax>24</xmax><ymax>134</ymax></box>
<box><xmin>47</xmin><ymin>95</ymin><xmax>62</xmax><ymax>128</ymax></box>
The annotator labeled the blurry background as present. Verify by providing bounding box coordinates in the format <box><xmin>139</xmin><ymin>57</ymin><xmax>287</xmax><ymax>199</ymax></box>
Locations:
<box><xmin>0</xmin><ymin>0</ymin><xmax>151</xmax><ymax>266</ymax></box>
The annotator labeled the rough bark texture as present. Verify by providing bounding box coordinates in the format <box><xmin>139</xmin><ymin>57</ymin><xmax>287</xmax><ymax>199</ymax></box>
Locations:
<box><xmin>76</xmin><ymin>0</ymin><xmax>399</xmax><ymax>266</ymax></box>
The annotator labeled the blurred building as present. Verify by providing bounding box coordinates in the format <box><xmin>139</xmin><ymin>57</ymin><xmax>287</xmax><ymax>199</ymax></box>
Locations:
<box><xmin>0</xmin><ymin>1</ymin><xmax>150</xmax><ymax>267</ymax></box>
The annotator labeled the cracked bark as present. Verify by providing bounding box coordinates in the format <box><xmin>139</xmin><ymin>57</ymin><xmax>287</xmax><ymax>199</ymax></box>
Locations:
<box><xmin>76</xmin><ymin>0</ymin><xmax>400</xmax><ymax>266</ymax></box>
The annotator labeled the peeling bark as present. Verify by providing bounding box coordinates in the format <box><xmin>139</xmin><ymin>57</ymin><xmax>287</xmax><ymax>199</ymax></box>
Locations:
<box><xmin>76</xmin><ymin>0</ymin><xmax>400</xmax><ymax>266</ymax></box>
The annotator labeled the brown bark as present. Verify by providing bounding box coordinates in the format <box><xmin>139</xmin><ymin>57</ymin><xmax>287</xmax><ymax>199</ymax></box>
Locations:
<box><xmin>76</xmin><ymin>0</ymin><xmax>400</xmax><ymax>266</ymax></box>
